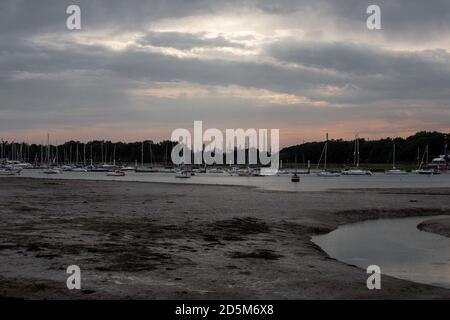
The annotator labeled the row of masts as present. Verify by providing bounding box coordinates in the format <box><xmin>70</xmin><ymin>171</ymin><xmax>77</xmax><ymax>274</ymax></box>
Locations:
<box><xmin>0</xmin><ymin>136</ymin><xmax>161</xmax><ymax>167</ymax></box>
<box><xmin>315</xmin><ymin>134</ymin><xmax>436</xmax><ymax>170</ymax></box>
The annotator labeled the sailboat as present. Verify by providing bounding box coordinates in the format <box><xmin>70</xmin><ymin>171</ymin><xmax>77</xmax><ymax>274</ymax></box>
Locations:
<box><xmin>412</xmin><ymin>145</ymin><xmax>437</xmax><ymax>175</ymax></box>
<box><xmin>135</xmin><ymin>141</ymin><xmax>158</xmax><ymax>173</ymax></box>
<box><xmin>291</xmin><ymin>156</ymin><xmax>300</xmax><ymax>182</ymax></box>
<box><xmin>386</xmin><ymin>143</ymin><xmax>407</xmax><ymax>175</ymax></box>
<box><xmin>341</xmin><ymin>134</ymin><xmax>372</xmax><ymax>176</ymax></box>
<box><xmin>317</xmin><ymin>133</ymin><xmax>340</xmax><ymax>177</ymax></box>
<box><xmin>43</xmin><ymin>134</ymin><xmax>62</xmax><ymax>174</ymax></box>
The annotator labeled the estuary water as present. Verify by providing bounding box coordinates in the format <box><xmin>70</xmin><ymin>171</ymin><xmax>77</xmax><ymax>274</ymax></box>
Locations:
<box><xmin>14</xmin><ymin>169</ymin><xmax>450</xmax><ymax>192</ymax></box>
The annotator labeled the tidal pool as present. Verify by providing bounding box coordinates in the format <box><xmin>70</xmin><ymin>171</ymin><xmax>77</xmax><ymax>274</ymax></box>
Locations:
<box><xmin>312</xmin><ymin>215</ymin><xmax>450</xmax><ymax>289</ymax></box>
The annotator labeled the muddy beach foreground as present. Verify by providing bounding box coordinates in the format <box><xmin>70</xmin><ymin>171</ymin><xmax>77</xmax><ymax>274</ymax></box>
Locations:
<box><xmin>1</xmin><ymin>177</ymin><xmax>450</xmax><ymax>299</ymax></box>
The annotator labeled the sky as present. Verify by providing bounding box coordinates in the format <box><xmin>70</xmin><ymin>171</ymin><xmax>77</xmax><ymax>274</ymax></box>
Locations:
<box><xmin>0</xmin><ymin>0</ymin><xmax>449</xmax><ymax>146</ymax></box>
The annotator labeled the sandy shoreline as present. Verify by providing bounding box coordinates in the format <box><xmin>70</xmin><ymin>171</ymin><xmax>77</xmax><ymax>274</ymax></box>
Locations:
<box><xmin>1</xmin><ymin>177</ymin><xmax>450</xmax><ymax>299</ymax></box>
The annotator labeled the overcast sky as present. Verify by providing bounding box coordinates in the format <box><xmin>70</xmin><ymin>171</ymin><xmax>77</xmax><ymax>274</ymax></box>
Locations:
<box><xmin>1</xmin><ymin>0</ymin><xmax>449</xmax><ymax>145</ymax></box>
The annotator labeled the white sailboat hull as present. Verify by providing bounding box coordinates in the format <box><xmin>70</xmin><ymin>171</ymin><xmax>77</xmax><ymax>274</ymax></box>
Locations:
<box><xmin>341</xmin><ymin>169</ymin><xmax>372</xmax><ymax>176</ymax></box>
<box><xmin>317</xmin><ymin>171</ymin><xmax>340</xmax><ymax>177</ymax></box>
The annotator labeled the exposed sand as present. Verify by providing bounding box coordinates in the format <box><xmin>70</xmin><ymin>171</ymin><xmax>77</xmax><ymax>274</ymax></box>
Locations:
<box><xmin>1</xmin><ymin>177</ymin><xmax>450</xmax><ymax>299</ymax></box>
<box><xmin>418</xmin><ymin>217</ymin><xmax>450</xmax><ymax>238</ymax></box>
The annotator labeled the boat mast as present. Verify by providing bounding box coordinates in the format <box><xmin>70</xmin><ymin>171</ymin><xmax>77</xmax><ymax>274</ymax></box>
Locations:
<box><xmin>294</xmin><ymin>155</ymin><xmax>298</xmax><ymax>174</ymax></box>
<box><xmin>40</xmin><ymin>143</ymin><xmax>43</xmax><ymax>166</ymax></box>
<box><xmin>165</xmin><ymin>143</ymin><xmax>168</xmax><ymax>167</ymax></box>
<box><xmin>393</xmin><ymin>143</ymin><xmax>396</xmax><ymax>170</ymax></box>
<box><xmin>354</xmin><ymin>134</ymin><xmax>360</xmax><ymax>168</ymax></box>
<box><xmin>113</xmin><ymin>145</ymin><xmax>116</xmax><ymax>166</ymax></box>
<box><xmin>324</xmin><ymin>133</ymin><xmax>328</xmax><ymax>171</ymax></box>
<box><xmin>46</xmin><ymin>133</ymin><xmax>50</xmax><ymax>166</ymax></box>
<box><xmin>76</xmin><ymin>143</ymin><xmax>79</xmax><ymax>165</ymax></box>
<box><xmin>149</xmin><ymin>142</ymin><xmax>153</xmax><ymax>167</ymax></box>
<box><xmin>417</xmin><ymin>147</ymin><xmax>420</xmax><ymax>168</ymax></box>
<box><xmin>101</xmin><ymin>142</ymin><xmax>104</xmax><ymax>164</ymax></box>
<box><xmin>141</xmin><ymin>141</ymin><xmax>144</xmax><ymax>167</ymax></box>
<box><xmin>445</xmin><ymin>135</ymin><xmax>448</xmax><ymax>155</ymax></box>
<box><xmin>55</xmin><ymin>140</ymin><xmax>58</xmax><ymax>165</ymax></box>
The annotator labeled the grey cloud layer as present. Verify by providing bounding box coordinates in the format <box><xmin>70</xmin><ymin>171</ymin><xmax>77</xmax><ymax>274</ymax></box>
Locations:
<box><xmin>138</xmin><ymin>31</ymin><xmax>247</xmax><ymax>50</ymax></box>
<box><xmin>1</xmin><ymin>0</ymin><xmax>450</xmax><ymax>138</ymax></box>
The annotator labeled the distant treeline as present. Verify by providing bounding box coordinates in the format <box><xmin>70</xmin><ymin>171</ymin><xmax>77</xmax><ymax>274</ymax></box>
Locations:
<box><xmin>280</xmin><ymin>131</ymin><xmax>449</xmax><ymax>165</ymax></box>
<box><xmin>0</xmin><ymin>131</ymin><xmax>448</xmax><ymax>165</ymax></box>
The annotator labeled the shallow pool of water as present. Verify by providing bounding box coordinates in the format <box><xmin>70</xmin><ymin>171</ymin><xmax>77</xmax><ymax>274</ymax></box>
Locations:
<box><xmin>312</xmin><ymin>215</ymin><xmax>450</xmax><ymax>289</ymax></box>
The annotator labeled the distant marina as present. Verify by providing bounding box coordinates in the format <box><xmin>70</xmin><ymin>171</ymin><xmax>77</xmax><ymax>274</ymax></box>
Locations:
<box><xmin>1</xmin><ymin>131</ymin><xmax>448</xmax><ymax>180</ymax></box>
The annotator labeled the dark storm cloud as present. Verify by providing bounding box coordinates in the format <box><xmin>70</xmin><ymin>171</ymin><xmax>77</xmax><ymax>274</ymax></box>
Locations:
<box><xmin>324</xmin><ymin>0</ymin><xmax>450</xmax><ymax>41</ymax></box>
<box><xmin>266</xmin><ymin>40</ymin><xmax>450</xmax><ymax>101</ymax></box>
<box><xmin>253</xmin><ymin>0</ymin><xmax>450</xmax><ymax>42</ymax></box>
<box><xmin>0</xmin><ymin>0</ymin><xmax>240</xmax><ymax>36</ymax></box>
<box><xmin>2</xmin><ymin>0</ymin><xmax>450</xmax><ymax>39</ymax></box>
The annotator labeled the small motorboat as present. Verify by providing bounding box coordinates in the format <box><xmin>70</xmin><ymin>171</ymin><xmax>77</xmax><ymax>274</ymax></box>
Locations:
<box><xmin>107</xmin><ymin>170</ymin><xmax>125</xmax><ymax>177</ymax></box>
<box><xmin>0</xmin><ymin>168</ymin><xmax>22</xmax><ymax>176</ymax></box>
<box><xmin>207</xmin><ymin>168</ymin><xmax>225</xmax><ymax>174</ymax></box>
<box><xmin>43</xmin><ymin>168</ymin><xmax>62</xmax><ymax>174</ymax></box>
<box><xmin>72</xmin><ymin>167</ymin><xmax>88</xmax><ymax>172</ymax></box>
<box><xmin>412</xmin><ymin>169</ymin><xmax>438</xmax><ymax>175</ymax></box>
<box><xmin>317</xmin><ymin>170</ymin><xmax>341</xmax><ymax>177</ymax></box>
<box><xmin>175</xmin><ymin>170</ymin><xmax>191</xmax><ymax>179</ymax></box>
<box><xmin>291</xmin><ymin>173</ymin><xmax>300</xmax><ymax>182</ymax></box>
<box><xmin>386</xmin><ymin>169</ymin><xmax>407</xmax><ymax>175</ymax></box>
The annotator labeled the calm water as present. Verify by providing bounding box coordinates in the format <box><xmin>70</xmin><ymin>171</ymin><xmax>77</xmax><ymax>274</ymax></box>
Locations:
<box><xmin>312</xmin><ymin>216</ymin><xmax>450</xmax><ymax>289</ymax></box>
<box><xmin>14</xmin><ymin>169</ymin><xmax>450</xmax><ymax>192</ymax></box>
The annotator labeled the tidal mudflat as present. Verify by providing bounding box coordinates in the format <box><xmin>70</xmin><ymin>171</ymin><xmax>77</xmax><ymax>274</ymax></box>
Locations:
<box><xmin>1</xmin><ymin>177</ymin><xmax>450</xmax><ymax>299</ymax></box>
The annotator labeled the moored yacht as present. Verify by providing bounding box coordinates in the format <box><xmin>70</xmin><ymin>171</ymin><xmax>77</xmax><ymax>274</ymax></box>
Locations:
<box><xmin>412</xmin><ymin>145</ymin><xmax>440</xmax><ymax>175</ymax></box>
<box><xmin>341</xmin><ymin>134</ymin><xmax>372</xmax><ymax>176</ymax></box>
<box><xmin>386</xmin><ymin>143</ymin><xmax>407</xmax><ymax>175</ymax></box>
<box><xmin>341</xmin><ymin>168</ymin><xmax>372</xmax><ymax>176</ymax></box>
<box><xmin>317</xmin><ymin>133</ymin><xmax>340</xmax><ymax>177</ymax></box>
